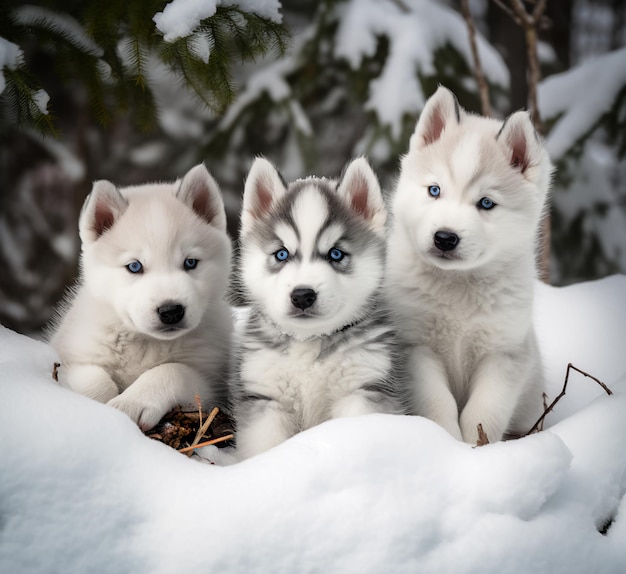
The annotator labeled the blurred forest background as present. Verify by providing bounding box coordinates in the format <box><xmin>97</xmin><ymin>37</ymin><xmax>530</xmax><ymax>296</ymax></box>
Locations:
<box><xmin>1</xmin><ymin>0</ymin><xmax>625</xmax><ymax>335</ymax></box>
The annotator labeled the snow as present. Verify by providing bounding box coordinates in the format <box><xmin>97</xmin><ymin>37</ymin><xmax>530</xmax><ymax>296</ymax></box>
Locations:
<box><xmin>187</xmin><ymin>31</ymin><xmax>212</xmax><ymax>63</ymax></box>
<box><xmin>1</xmin><ymin>275</ymin><xmax>626</xmax><ymax>573</ymax></box>
<box><xmin>0</xmin><ymin>36</ymin><xmax>24</xmax><ymax>94</ymax></box>
<box><xmin>550</xmin><ymin>140</ymin><xmax>626</xmax><ymax>276</ymax></box>
<box><xmin>334</xmin><ymin>0</ymin><xmax>509</xmax><ymax>140</ymax></box>
<box><xmin>32</xmin><ymin>89</ymin><xmax>50</xmax><ymax>115</ymax></box>
<box><xmin>36</xmin><ymin>130</ymin><xmax>86</xmax><ymax>182</ymax></box>
<box><xmin>538</xmin><ymin>46</ymin><xmax>626</xmax><ymax>160</ymax></box>
<box><xmin>217</xmin><ymin>53</ymin><xmax>315</xmax><ymax>145</ymax></box>
<box><xmin>154</xmin><ymin>0</ymin><xmax>220</xmax><ymax>42</ymax></box>
<box><xmin>145</xmin><ymin>55</ymin><xmax>214</xmax><ymax>139</ymax></box>
<box><xmin>154</xmin><ymin>0</ymin><xmax>282</xmax><ymax>42</ymax></box>
<box><xmin>230</xmin><ymin>0</ymin><xmax>282</xmax><ymax>22</ymax></box>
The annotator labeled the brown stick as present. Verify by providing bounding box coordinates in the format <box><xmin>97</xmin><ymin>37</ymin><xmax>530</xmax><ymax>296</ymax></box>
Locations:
<box><xmin>460</xmin><ymin>0</ymin><xmax>492</xmax><ymax>117</ymax></box>
<box><xmin>183</xmin><ymin>406</ymin><xmax>222</xmax><ymax>457</ymax></box>
<box><xmin>194</xmin><ymin>407</ymin><xmax>220</xmax><ymax>443</ymax></box>
<box><xmin>524</xmin><ymin>363</ymin><xmax>612</xmax><ymax>436</ymax></box>
<box><xmin>523</xmin><ymin>25</ymin><xmax>545</xmax><ymax>135</ymax></box>
<box><xmin>178</xmin><ymin>434</ymin><xmax>235</xmax><ymax>454</ymax></box>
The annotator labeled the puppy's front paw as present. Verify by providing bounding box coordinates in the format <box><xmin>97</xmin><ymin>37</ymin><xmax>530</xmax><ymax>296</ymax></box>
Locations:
<box><xmin>107</xmin><ymin>395</ymin><xmax>165</xmax><ymax>431</ymax></box>
<box><xmin>63</xmin><ymin>364</ymin><xmax>119</xmax><ymax>403</ymax></box>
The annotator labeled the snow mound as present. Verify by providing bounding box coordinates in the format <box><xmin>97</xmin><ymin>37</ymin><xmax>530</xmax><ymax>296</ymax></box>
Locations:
<box><xmin>1</xmin><ymin>276</ymin><xmax>626</xmax><ymax>573</ymax></box>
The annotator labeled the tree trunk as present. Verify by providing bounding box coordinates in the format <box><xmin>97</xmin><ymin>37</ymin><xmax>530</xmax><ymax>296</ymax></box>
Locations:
<box><xmin>486</xmin><ymin>2</ymin><xmax>528</xmax><ymax>115</ymax></box>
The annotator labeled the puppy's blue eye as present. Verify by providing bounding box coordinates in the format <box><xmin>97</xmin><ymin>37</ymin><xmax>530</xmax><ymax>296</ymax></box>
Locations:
<box><xmin>478</xmin><ymin>197</ymin><xmax>496</xmax><ymax>210</ymax></box>
<box><xmin>428</xmin><ymin>185</ymin><xmax>441</xmax><ymax>198</ymax></box>
<box><xmin>275</xmin><ymin>248</ymin><xmax>289</xmax><ymax>262</ymax></box>
<box><xmin>184</xmin><ymin>258</ymin><xmax>198</xmax><ymax>270</ymax></box>
<box><xmin>126</xmin><ymin>260</ymin><xmax>143</xmax><ymax>274</ymax></box>
<box><xmin>328</xmin><ymin>248</ymin><xmax>344</xmax><ymax>262</ymax></box>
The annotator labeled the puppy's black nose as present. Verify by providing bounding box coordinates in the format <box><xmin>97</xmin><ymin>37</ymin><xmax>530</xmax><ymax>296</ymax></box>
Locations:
<box><xmin>290</xmin><ymin>288</ymin><xmax>317</xmax><ymax>310</ymax></box>
<box><xmin>434</xmin><ymin>231</ymin><xmax>460</xmax><ymax>252</ymax></box>
<box><xmin>158</xmin><ymin>303</ymin><xmax>185</xmax><ymax>325</ymax></box>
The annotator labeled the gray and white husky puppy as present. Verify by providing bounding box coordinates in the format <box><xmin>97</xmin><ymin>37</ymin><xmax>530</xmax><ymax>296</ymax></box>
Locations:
<box><xmin>386</xmin><ymin>86</ymin><xmax>553</xmax><ymax>445</ymax></box>
<box><xmin>234</xmin><ymin>157</ymin><xmax>405</xmax><ymax>459</ymax></box>
<box><xmin>49</xmin><ymin>165</ymin><xmax>233</xmax><ymax>430</ymax></box>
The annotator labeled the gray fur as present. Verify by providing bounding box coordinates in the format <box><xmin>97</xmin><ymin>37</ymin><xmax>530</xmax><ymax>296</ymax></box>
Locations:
<box><xmin>233</xmin><ymin>157</ymin><xmax>406</xmax><ymax>459</ymax></box>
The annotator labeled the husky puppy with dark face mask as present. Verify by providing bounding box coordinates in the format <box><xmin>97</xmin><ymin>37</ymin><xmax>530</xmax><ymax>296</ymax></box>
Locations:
<box><xmin>233</xmin><ymin>157</ymin><xmax>405</xmax><ymax>459</ymax></box>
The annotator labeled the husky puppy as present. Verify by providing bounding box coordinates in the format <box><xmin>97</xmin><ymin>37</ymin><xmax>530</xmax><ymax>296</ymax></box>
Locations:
<box><xmin>233</xmin><ymin>157</ymin><xmax>405</xmax><ymax>459</ymax></box>
<box><xmin>49</xmin><ymin>165</ymin><xmax>233</xmax><ymax>430</ymax></box>
<box><xmin>385</xmin><ymin>86</ymin><xmax>553</xmax><ymax>444</ymax></box>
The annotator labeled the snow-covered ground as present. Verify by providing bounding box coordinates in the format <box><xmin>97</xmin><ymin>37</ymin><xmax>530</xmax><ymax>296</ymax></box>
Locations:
<box><xmin>1</xmin><ymin>275</ymin><xmax>625</xmax><ymax>573</ymax></box>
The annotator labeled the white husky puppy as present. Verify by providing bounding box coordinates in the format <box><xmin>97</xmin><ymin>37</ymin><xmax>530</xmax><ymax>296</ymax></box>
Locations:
<box><xmin>234</xmin><ymin>157</ymin><xmax>405</xmax><ymax>459</ymax></box>
<box><xmin>49</xmin><ymin>165</ymin><xmax>233</xmax><ymax>430</ymax></box>
<box><xmin>385</xmin><ymin>86</ymin><xmax>553</xmax><ymax>444</ymax></box>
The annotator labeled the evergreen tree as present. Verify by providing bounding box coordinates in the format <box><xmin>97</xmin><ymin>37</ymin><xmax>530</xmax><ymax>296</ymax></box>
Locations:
<box><xmin>539</xmin><ymin>48</ymin><xmax>626</xmax><ymax>283</ymax></box>
<box><xmin>200</xmin><ymin>0</ymin><xmax>509</xmax><ymax>192</ymax></box>
<box><xmin>0</xmin><ymin>0</ymin><xmax>287</xmax><ymax>133</ymax></box>
<box><xmin>0</xmin><ymin>0</ymin><xmax>287</xmax><ymax>334</ymax></box>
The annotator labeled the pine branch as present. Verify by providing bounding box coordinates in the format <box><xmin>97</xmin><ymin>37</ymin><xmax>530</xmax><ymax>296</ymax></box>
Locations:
<box><xmin>2</xmin><ymin>67</ymin><xmax>56</xmax><ymax>135</ymax></box>
<box><xmin>1</xmin><ymin>1</ymin><xmax>288</xmax><ymax>134</ymax></box>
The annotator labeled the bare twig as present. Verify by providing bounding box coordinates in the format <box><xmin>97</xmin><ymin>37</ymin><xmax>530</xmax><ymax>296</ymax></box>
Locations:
<box><xmin>460</xmin><ymin>0</ymin><xmax>492</xmax><ymax>117</ymax></box>
<box><xmin>52</xmin><ymin>362</ymin><xmax>60</xmax><ymax>382</ymax></box>
<box><xmin>181</xmin><ymin>406</ymin><xmax>223</xmax><ymax>457</ymax></box>
<box><xmin>495</xmin><ymin>0</ymin><xmax>547</xmax><ymax>133</ymax></box>
<box><xmin>194</xmin><ymin>406</ymin><xmax>220</xmax><ymax>443</ymax></box>
<box><xmin>524</xmin><ymin>363</ymin><xmax>612</xmax><ymax>436</ymax></box>
<box><xmin>568</xmin><ymin>364</ymin><xmax>613</xmax><ymax>396</ymax></box>
<box><xmin>178</xmin><ymin>434</ymin><xmax>235</xmax><ymax>454</ymax></box>
<box><xmin>538</xmin><ymin>392</ymin><xmax>549</xmax><ymax>431</ymax></box>
<box><xmin>491</xmin><ymin>0</ymin><xmax>522</xmax><ymax>25</ymax></box>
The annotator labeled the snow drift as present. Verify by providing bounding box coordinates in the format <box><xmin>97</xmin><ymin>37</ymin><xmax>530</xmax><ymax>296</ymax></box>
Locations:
<box><xmin>1</xmin><ymin>275</ymin><xmax>625</xmax><ymax>573</ymax></box>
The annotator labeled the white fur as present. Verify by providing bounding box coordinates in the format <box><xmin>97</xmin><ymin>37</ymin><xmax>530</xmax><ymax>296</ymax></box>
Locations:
<box><xmin>386</xmin><ymin>86</ymin><xmax>553</xmax><ymax>444</ymax></box>
<box><xmin>235</xmin><ymin>333</ymin><xmax>395</xmax><ymax>458</ymax></box>
<box><xmin>49</xmin><ymin>165</ymin><xmax>233</xmax><ymax>430</ymax></box>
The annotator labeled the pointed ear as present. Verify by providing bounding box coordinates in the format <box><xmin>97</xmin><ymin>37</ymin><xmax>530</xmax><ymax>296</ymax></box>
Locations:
<box><xmin>177</xmin><ymin>164</ymin><xmax>226</xmax><ymax>231</ymax></box>
<box><xmin>410</xmin><ymin>86</ymin><xmax>463</xmax><ymax>150</ymax></box>
<box><xmin>79</xmin><ymin>180</ymin><xmax>128</xmax><ymax>244</ymax></box>
<box><xmin>336</xmin><ymin>157</ymin><xmax>386</xmax><ymax>233</ymax></box>
<box><xmin>497</xmin><ymin>111</ymin><xmax>543</xmax><ymax>177</ymax></box>
<box><xmin>241</xmin><ymin>157</ymin><xmax>287</xmax><ymax>233</ymax></box>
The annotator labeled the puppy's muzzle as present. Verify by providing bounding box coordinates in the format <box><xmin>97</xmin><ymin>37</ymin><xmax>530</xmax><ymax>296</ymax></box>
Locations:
<box><xmin>290</xmin><ymin>288</ymin><xmax>317</xmax><ymax>310</ymax></box>
<box><xmin>433</xmin><ymin>230</ymin><xmax>460</xmax><ymax>252</ymax></box>
<box><xmin>158</xmin><ymin>303</ymin><xmax>185</xmax><ymax>325</ymax></box>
